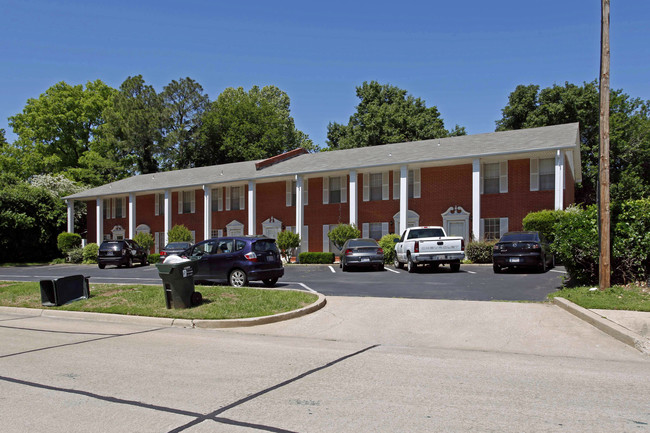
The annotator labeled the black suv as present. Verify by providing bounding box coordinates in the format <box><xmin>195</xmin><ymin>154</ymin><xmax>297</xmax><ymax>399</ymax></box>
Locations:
<box><xmin>182</xmin><ymin>236</ymin><xmax>284</xmax><ymax>287</ymax></box>
<box><xmin>98</xmin><ymin>239</ymin><xmax>149</xmax><ymax>269</ymax></box>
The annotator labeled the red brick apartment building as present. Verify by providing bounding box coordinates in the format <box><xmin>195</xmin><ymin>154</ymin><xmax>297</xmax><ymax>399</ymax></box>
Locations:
<box><xmin>64</xmin><ymin>123</ymin><xmax>581</xmax><ymax>253</ymax></box>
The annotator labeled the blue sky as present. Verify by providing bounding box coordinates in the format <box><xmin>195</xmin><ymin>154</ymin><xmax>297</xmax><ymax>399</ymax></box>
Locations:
<box><xmin>1</xmin><ymin>0</ymin><xmax>649</xmax><ymax>148</ymax></box>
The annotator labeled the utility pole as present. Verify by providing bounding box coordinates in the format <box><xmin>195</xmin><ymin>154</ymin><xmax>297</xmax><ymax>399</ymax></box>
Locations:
<box><xmin>599</xmin><ymin>0</ymin><xmax>611</xmax><ymax>290</ymax></box>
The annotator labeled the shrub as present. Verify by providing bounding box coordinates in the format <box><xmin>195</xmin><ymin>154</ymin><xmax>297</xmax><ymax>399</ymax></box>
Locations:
<box><xmin>379</xmin><ymin>233</ymin><xmax>400</xmax><ymax>264</ymax></box>
<box><xmin>148</xmin><ymin>253</ymin><xmax>161</xmax><ymax>264</ymax></box>
<box><xmin>465</xmin><ymin>241</ymin><xmax>495</xmax><ymax>263</ymax></box>
<box><xmin>57</xmin><ymin>232</ymin><xmax>82</xmax><ymax>254</ymax></box>
<box><xmin>134</xmin><ymin>232</ymin><xmax>155</xmax><ymax>252</ymax></box>
<box><xmin>167</xmin><ymin>225</ymin><xmax>193</xmax><ymax>243</ymax></box>
<box><xmin>611</xmin><ymin>198</ymin><xmax>650</xmax><ymax>283</ymax></box>
<box><xmin>522</xmin><ymin>209</ymin><xmax>564</xmax><ymax>245</ymax></box>
<box><xmin>50</xmin><ymin>258</ymin><xmax>65</xmax><ymax>265</ymax></box>
<box><xmin>552</xmin><ymin>205</ymin><xmax>599</xmax><ymax>285</ymax></box>
<box><xmin>276</xmin><ymin>230</ymin><xmax>301</xmax><ymax>261</ymax></box>
<box><xmin>327</xmin><ymin>224</ymin><xmax>361</xmax><ymax>251</ymax></box>
<box><xmin>82</xmin><ymin>243</ymin><xmax>99</xmax><ymax>263</ymax></box>
<box><xmin>298</xmin><ymin>252</ymin><xmax>335</xmax><ymax>264</ymax></box>
<box><xmin>66</xmin><ymin>247</ymin><xmax>84</xmax><ymax>264</ymax></box>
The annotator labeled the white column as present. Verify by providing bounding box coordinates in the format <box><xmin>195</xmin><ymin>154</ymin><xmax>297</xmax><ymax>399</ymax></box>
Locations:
<box><xmin>164</xmin><ymin>189</ymin><xmax>172</xmax><ymax>245</ymax></box>
<box><xmin>399</xmin><ymin>165</ymin><xmax>408</xmax><ymax>236</ymax></box>
<box><xmin>247</xmin><ymin>180</ymin><xmax>256</xmax><ymax>235</ymax></box>
<box><xmin>295</xmin><ymin>175</ymin><xmax>304</xmax><ymax>254</ymax></box>
<box><xmin>203</xmin><ymin>185</ymin><xmax>212</xmax><ymax>240</ymax></box>
<box><xmin>472</xmin><ymin>158</ymin><xmax>481</xmax><ymax>241</ymax></box>
<box><xmin>96</xmin><ymin>198</ymin><xmax>103</xmax><ymax>243</ymax></box>
<box><xmin>349</xmin><ymin>170</ymin><xmax>358</xmax><ymax>227</ymax></box>
<box><xmin>66</xmin><ymin>200</ymin><xmax>74</xmax><ymax>233</ymax></box>
<box><xmin>128</xmin><ymin>193</ymin><xmax>136</xmax><ymax>239</ymax></box>
<box><xmin>555</xmin><ymin>150</ymin><xmax>565</xmax><ymax>210</ymax></box>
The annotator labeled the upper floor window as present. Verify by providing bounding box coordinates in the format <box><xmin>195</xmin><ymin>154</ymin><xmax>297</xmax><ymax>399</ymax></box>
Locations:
<box><xmin>392</xmin><ymin>168</ymin><xmax>421</xmax><ymax>199</ymax></box>
<box><xmin>231</xmin><ymin>186</ymin><xmax>242</xmax><ymax>210</ymax></box>
<box><xmin>178</xmin><ymin>190</ymin><xmax>195</xmax><ymax>214</ymax></box>
<box><xmin>539</xmin><ymin>158</ymin><xmax>555</xmax><ymax>191</ymax></box>
<box><xmin>483</xmin><ymin>163</ymin><xmax>500</xmax><ymax>194</ymax></box>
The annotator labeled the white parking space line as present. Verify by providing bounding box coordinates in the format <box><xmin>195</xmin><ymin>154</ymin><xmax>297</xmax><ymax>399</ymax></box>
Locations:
<box><xmin>385</xmin><ymin>267</ymin><xmax>400</xmax><ymax>274</ymax></box>
<box><xmin>466</xmin><ymin>271</ymin><xmax>477</xmax><ymax>274</ymax></box>
<box><xmin>550</xmin><ymin>270</ymin><xmax>567</xmax><ymax>274</ymax></box>
<box><xmin>282</xmin><ymin>282</ymin><xmax>317</xmax><ymax>294</ymax></box>
<box><xmin>328</xmin><ymin>266</ymin><xmax>336</xmax><ymax>273</ymax></box>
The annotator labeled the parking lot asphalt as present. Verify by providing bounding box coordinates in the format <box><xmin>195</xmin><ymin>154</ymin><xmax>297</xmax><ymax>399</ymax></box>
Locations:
<box><xmin>0</xmin><ymin>263</ymin><xmax>566</xmax><ymax>302</ymax></box>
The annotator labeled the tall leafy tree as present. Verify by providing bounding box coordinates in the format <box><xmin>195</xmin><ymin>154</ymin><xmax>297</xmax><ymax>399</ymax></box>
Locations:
<box><xmin>496</xmin><ymin>81</ymin><xmax>650</xmax><ymax>204</ymax></box>
<box><xmin>195</xmin><ymin>85</ymin><xmax>314</xmax><ymax>166</ymax></box>
<box><xmin>103</xmin><ymin>75</ymin><xmax>165</xmax><ymax>175</ymax></box>
<box><xmin>161</xmin><ymin>77</ymin><xmax>210</xmax><ymax>170</ymax></box>
<box><xmin>326</xmin><ymin>81</ymin><xmax>465</xmax><ymax>150</ymax></box>
<box><xmin>6</xmin><ymin>80</ymin><xmax>116</xmax><ymax>183</ymax></box>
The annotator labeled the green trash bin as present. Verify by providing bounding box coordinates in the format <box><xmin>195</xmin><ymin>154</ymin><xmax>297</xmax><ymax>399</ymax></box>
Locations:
<box><xmin>155</xmin><ymin>259</ymin><xmax>202</xmax><ymax>309</ymax></box>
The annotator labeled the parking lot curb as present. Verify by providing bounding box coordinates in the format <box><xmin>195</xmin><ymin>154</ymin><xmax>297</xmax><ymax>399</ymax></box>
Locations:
<box><xmin>0</xmin><ymin>292</ymin><xmax>327</xmax><ymax>329</ymax></box>
<box><xmin>553</xmin><ymin>297</ymin><xmax>650</xmax><ymax>355</ymax></box>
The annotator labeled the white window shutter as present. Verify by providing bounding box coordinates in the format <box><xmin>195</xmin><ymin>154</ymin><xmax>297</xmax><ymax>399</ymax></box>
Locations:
<box><xmin>286</xmin><ymin>180</ymin><xmax>292</xmax><ymax>206</ymax></box>
<box><xmin>323</xmin><ymin>177</ymin><xmax>329</xmax><ymax>204</ymax></box>
<box><xmin>178</xmin><ymin>192</ymin><xmax>183</xmax><ymax>214</ymax></box>
<box><xmin>155</xmin><ymin>194</ymin><xmax>160</xmax><ymax>216</ymax></box>
<box><xmin>382</xmin><ymin>222</ymin><xmax>389</xmax><ymax>237</ymax></box>
<box><xmin>217</xmin><ymin>188</ymin><xmax>223</xmax><ymax>211</ymax></box>
<box><xmin>322</xmin><ymin>225</ymin><xmax>330</xmax><ymax>253</ymax></box>
<box><xmin>191</xmin><ymin>191</ymin><xmax>196</xmax><ymax>213</ymax></box>
<box><xmin>303</xmin><ymin>179</ymin><xmax>308</xmax><ymax>205</ymax></box>
<box><xmin>480</xmin><ymin>219</ymin><xmax>485</xmax><ymax>241</ymax></box>
<box><xmin>302</xmin><ymin>225</ymin><xmax>309</xmax><ymax>252</ymax></box>
<box><xmin>341</xmin><ymin>175</ymin><xmax>347</xmax><ymax>203</ymax></box>
<box><xmin>499</xmin><ymin>161</ymin><xmax>508</xmax><ymax>193</ymax></box>
<box><xmin>530</xmin><ymin>158</ymin><xmax>539</xmax><ymax>191</ymax></box>
<box><xmin>393</xmin><ymin>170</ymin><xmax>400</xmax><ymax>200</ymax></box>
<box><xmin>363</xmin><ymin>173</ymin><xmax>369</xmax><ymax>202</ymax></box>
<box><xmin>382</xmin><ymin>172</ymin><xmax>389</xmax><ymax>200</ymax></box>
<box><xmin>362</xmin><ymin>223</ymin><xmax>369</xmax><ymax>238</ymax></box>
<box><xmin>414</xmin><ymin>168</ymin><xmax>421</xmax><ymax>198</ymax></box>
<box><xmin>226</xmin><ymin>187</ymin><xmax>231</xmax><ymax>211</ymax></box>
<box><xmin>480</xmin><ymin>164</ymin><xmax>485</xmax><ymax>194</ymax></box>
<box><xmin>500</xmin><ymin>218</ymin><xmax>509</xmax><ymax>238</ymax></box>
<box><xmin>240</xmin><ymin>186</ymin><xmax>245</xmax><ymax>210</ymax></box>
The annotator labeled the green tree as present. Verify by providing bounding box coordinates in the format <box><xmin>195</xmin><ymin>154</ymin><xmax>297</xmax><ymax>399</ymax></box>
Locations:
<box><xmin>276</xmin><ymin>230</ymin><xmax>301</xmax><ymax>261</ymax></box>
<box><xmin>6</xmin><ymin>80</ymin><xmax>117</xmax><ymax>183</ymax></box>
<box><xmin>161</xmin><ymin>77</ymin><xmax>210</xmax><ymax>170</ymax></box>
<box><xmin>496</xmin><ymin>81</ymin><xmax>650</xmax><ymax>204</ymax></box>
<box><xmin>167</xmin><ymin>224</ymin><xmax>193</xmax><ymax>243</ymax></box>
<box><xmin>103</xmin><ymin>75</ymin><xmax>165</xmax><ymax>175</ymax></box>
<box><xmin>326</xmin><ymin>81</ymin><xmax>465</xmax><ymax>150</ymax></box>
<box><xmin>195</xmin><ymin>85</ymin><xmax>314</xmax><ymax>166</ymax></box>
<box><xmin>327</xmin><ymin>224</ymin><xmax>361</xmax><ymax>251</ymax></box>
<box><xmin>134</xmin><ymin>232</ymin><xmax>155</xmax><ymax>252</ymax></box>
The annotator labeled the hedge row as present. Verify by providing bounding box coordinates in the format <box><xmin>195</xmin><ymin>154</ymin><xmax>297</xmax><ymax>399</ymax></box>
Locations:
<box><xmin>465</xmin><ymin>241</ymin><xmax>495</xmax><ymax>264</ymax></box>
<box><xmin>298</xmin><ymin>252</ymin><xmax>335</xmax><ymax>264</ymax></box>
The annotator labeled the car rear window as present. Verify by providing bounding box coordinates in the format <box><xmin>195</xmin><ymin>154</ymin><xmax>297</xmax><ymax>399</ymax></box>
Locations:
<box><xmin>407</xmin><ymin>228</ymin><xmax>445</xmax><ymax>239</ymax></box>
<box><xmin>500</xmin><ymin>233</ymin><xmax>538</xmax><ymax>242</ymax></box>
<box><xmin>253</xmin><ymin>240</ymin><xmax>279</xmax><ymax>253</ymax></box>
<box><xmin>349</xmin><ymin>240</ymin><xmax>378</xmax><ymax>247</ymax></box>
<box><xmin>99</xmin><ymin>241</ymin><xmax>123</xmax><ymax>251</ymax></box>
<box><xmin>166</xmin><ymin>242</ymin><xmax>189</xmax><ymax>249</ymax></box>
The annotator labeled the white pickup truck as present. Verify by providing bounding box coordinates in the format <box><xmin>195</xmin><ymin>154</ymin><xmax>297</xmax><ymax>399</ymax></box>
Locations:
<box><xmin>393</xmin><ymin>226</ymin><xmax>465</xmax><ymax>273</ymax></box>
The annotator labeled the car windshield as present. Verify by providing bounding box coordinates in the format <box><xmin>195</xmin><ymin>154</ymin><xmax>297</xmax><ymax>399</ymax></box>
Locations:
<box><xmin>348</xmin><ymin>240</ymin><xmax>378</xmax><ymax>247</ymax></box>
<box><xmin>166</xmin><ymin>242</ymin><xmax>189</xmax><ymax>249</ymax></box>
<box><xmin>500</xmin><ymin>233</ymin><xmax>538</xmax><ymax>242</ymax></box>
<box><xmin>99</xmin><ymin>242</ymin><xmax>123</xmax><ymax>251</ymax></box>
<box><xmin>253</xmin><ymin>240</ymin><xmax>279</xmax><ymax>253</ymax></box>
<box><xmin>407</xmin><ymin>228</ymin><xmax>445</xmax><ymax>239</ymax></box>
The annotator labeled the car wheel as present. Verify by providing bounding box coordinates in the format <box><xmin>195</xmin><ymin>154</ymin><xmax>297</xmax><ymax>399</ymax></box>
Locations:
<box><xmin>142</xmin><ymin>256</ymin><xmax>149</xmax><ymax>266</ymax></box>
<box><xmin>539</xmin><ymin>256</ymin><xmax>547</xmax><ymax>273</ymax></box>
<box><xmin>393</xmin><ymin>256</ymin><xmax>403</xmax><ymax>269</ymax></box>
<box><xmin>493</xmin><ymin>264</ymin><xmax>500</xmax><ymax>273</ymax></box>
<box><xmin>407</xmin><ymin>255</ymin><xmax>416</xmax><ymax>273</ymax></box>
<box><xmin>262</xmin><ymin>277</ymin><xmax>278</xmax><ymax>287</ymax></box>
<box><xmin>550</xmin><ymin>254</ymin><xmax>555</xmax><ymax>269</ymax></box>
<box><xmin>450</xmin><ymin>263</ymin><xmax>460</xmax><ymax>272</ymax></box>
<box><xmin>229</xmin><ymin>269</ymin><xmax>248</xmax><ymax>287</ymax></box>
<box><xmin>126</xmin><ymin>257</ymin><xmax>133</xmax><ymax>268</ymax></box>
<box><xmin>190</xmin><ymin>291</ymin><xmax>203</xmax><ymax>306</ymax></box>
<box><xmin>342</xmin><ymin>261</ymin><xmax>348</xmax><ymax>272</ymax></box>
<box><xmin>98</xmin><ymin>263</ymin><xmax>105</xmax><ymax>269</ymax></box>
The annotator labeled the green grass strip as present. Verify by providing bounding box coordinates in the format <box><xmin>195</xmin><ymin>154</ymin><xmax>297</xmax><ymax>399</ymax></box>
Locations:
<box><xmin>548</xmin><ymin>285</ymin><xmax>650</xmax><ymax>312</ymax></box>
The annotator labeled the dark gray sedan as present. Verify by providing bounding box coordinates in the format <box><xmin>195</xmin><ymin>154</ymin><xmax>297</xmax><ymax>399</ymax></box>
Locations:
<box><xmin>339</xmin><ymin>238</ymin><xmax>384</xmax><ymax>271</ymax></box>
<box><xmin>492</xmin><ymin>231</ymin><xmax>554</xmax><ymax>273</ymax></box>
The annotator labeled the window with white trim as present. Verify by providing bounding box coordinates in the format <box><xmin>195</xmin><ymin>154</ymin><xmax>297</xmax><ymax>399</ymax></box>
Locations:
<box><xmin>155</xmin><ymin>193</ymin><xmax>165</xmax><ymax>216</ymax></box>
<box><xmin>211</xmin><ymin>188</ymin><xmax>222</xmax><ymax>212</ymax></box>
<box><xmin>369</xmin><ymin>173</ymin><xmax>382</xmax><ymax>201</ymax></box>
<box><xmin>231</xmin><ymin>186</ymin><xmax>242</xmax><ymax>210</ymax></box>
<box><xmin>182</xmin><ymin>191</ymin><xmax>195</xmax><ymax>214</ymax></box>
<box><xmin>329</xmin><ymin>177</ymin><xmax>342</xmax><ymax>204</ymax></box>
<box><xmin>393</xmin><ymin>169</ymin><xmax>420</xmax><ymax>199</ymax></box>
<box><xmin>483</xmin><ymin>218</ymin><xmax>501</xmax><ymax>241</ymax></box>
<box><xmin>103</xmin><ymin>199</ymin><xmax>111</xmax><ymax>219</ymax></box>
<box><xmin>483</xmin><ymin>163</ymin><xmax>500</xmax><ymax>194</ymax></box>
<box><xmin>539</xmin><ymin>158</ymin><xmax>555</xmax><ymax>191</ymax></box>
<box><xmin>210</xmin><ymin>229</ymin><xmax>223</xmax><ymax>238</ymax></box>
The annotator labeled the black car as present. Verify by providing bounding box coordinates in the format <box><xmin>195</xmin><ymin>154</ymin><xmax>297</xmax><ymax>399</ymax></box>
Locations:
<box><xmin>182</xmin><ymin>236</ymin><xmax>284</xmax><ymax>287</ymax></box>
<box><xmin>160</xmin><ymin>242</ymin><xmax>192</xmax><ymax>259</ymax></box>
<box><xmin>339</xmin><ymin>238</ymin><xmax>384</xmax><ymax>271</ymax></box>
<box><xmin>98</xmin><ymin>239</ymin><xmax>149</xmax><ymax>269</ymax></box>
<box><xmin>492</xmin><ymin>231</ymin><xmax>554</xmax><ymax>273</ymax></box>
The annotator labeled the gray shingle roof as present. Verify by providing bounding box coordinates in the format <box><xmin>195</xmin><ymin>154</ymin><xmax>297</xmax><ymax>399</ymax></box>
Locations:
<box><xmin>65</xmin><ymin>123</ymin><xmax>580</xmax><ymax>200</ymax></box>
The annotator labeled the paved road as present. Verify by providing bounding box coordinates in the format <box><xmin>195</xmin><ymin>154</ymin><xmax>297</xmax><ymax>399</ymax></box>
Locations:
<box><xmin>1</xmin><ymin>297</ymin><xmax>648</xmax><ymax>433</ymax></box>
<box><xmin>0</xmin><ymin>263</ymin><xmax>566</xmax><ymax>301</ymax></box>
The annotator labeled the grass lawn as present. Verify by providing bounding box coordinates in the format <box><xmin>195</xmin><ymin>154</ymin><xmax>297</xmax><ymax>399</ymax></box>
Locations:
<box><xmin>0</xmin><ymin>281</ymin><xmax>319</xmax><ymax>320</ymax></box>
<box><xmin>548</xmin><ymin>283</ymin><xmax>650</xmax><ymax>312</ymax></box>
